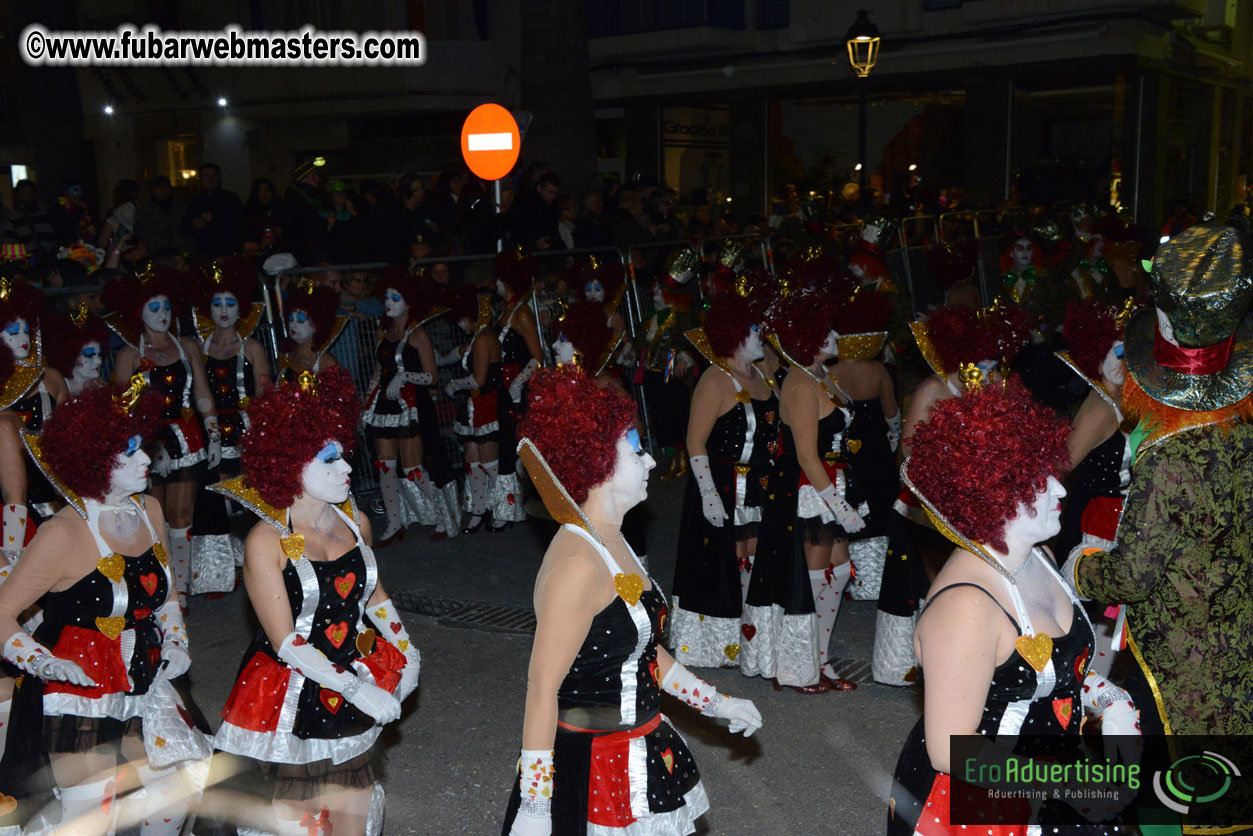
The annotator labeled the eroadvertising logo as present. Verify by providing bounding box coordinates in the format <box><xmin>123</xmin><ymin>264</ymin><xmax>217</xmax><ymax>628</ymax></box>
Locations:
<box><xmin>1152</xmin><ymin>751</ymin><xmax>1241</xmax><ymax>816</ymax></box>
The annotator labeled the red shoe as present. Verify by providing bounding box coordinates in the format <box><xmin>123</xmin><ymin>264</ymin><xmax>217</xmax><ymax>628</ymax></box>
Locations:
<box><xmin>820</xmin><ymin>665</ymin><xmax>858</xmax><ymax>691</ymax></box>
<box><xmin>376</xmin><ymin>528</ymin><xmax>407</xmax><ymax>548</ymax></box>
<box><xmin>429</xmin><ymin>529</ymin><xmax>449</xmax><ymax>542</ymax></box>
<box><xmin>772</xmin><ymin>677</ymin><xmax>834</xmax><ymax>695</ymax></box>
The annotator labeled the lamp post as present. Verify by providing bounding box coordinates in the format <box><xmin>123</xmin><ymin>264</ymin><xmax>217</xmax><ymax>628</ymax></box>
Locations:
<box><xmin>845</xmin><ymin>9</ymin><xmax>881</xmax><ymax>214</ymax></box>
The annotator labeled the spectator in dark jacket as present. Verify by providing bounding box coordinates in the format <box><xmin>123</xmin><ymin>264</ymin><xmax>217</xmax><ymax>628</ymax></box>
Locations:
<box><xmin>181</xmin><ymin>162</ymin><xmax>243</xmax><ymax>258</ymax></box>
<box><xmin>4</xmin><ymin>180</ymin><xmax>57</xmax><ymax>256</ymax></box>
<box><xmin>513</xmin><ymin>172</ymin><xmax>564</xmax><ymax>253</ymax></box>
<box><xmin>134</xmin><ymin>176</ymin><xmax>191</xmax><ymax>255</ymax></box>
<box><xmin>283</xmin><ymin>157</ymin><xmax>326</xmax><ymax>264</ymax></box>
<box><xmin>318</xmin><ymin>181</ymin><xmax>369</xmax><ymax>264</ymax></box>
<box><xmin>242</xmin><ymin>178</ymin><xmax>284</xmax><ymax>250</ymax></box>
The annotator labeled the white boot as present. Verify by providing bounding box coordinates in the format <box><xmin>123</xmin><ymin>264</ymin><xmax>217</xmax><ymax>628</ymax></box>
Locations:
<box><xmin>168</xmin><ymin>526</ymin><xmax>192</xmax><ymax>607</ymax></box>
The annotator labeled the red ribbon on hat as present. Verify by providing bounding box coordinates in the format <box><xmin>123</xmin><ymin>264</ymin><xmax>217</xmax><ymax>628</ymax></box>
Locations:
<box><xmin>1153</xmin><ymin>324</ymin><xmax>1237</xmax><ymax>376</ymax></box>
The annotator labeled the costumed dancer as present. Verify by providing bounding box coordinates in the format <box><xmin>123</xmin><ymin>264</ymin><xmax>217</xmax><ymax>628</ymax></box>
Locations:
<box><xmin>828</xmin><ymin>288</ymin><xmax>899</xmax><ymax>603</ymax></box>
<box><xmin>502</xmin><ymin>368</ymin><xmax>762</xmax><ymax>836</ymax></box>
<box><xmin>0</xmin><ymin>382</ymin><xmax>209</xmax><ymax>835</ymax></box>
<box><xmin>1066</xmin><ymin>211</ymin><xmax>1120</xmax><ymax>304</ymax></box>
<box><xmin>998</xmin><ymin>220</ymin><xmax>1073</xmax><ymax>409</ymax></box>
<box><xmin>572</xmin><ymin>257</ymin><xmax>629</xmax><ymax>334</ymax></box>
<box><xmin>924</xmin><ymin>239</ymin><xmax>981</xmax><ymax>310</ymax></box>
<box><xmin>637</xmin><ymin>250</ymin><xmax>699</xmax><ymax>481</ymax></box>
<box><xmin>212</xmin><ymin>366</ymin><xmax>419</xmax><ymax>836</ymax></box>
<box><xmin>491</xmin><ymin>251</ymin><xmax>545</xmax><ymax>530</ymax></box>
<box><xmin>887</xmin><ymin>377</ymin><xmax>1138</xmax><ymax>835</ymax></box>
<box><xmin>106</xmin><ymin>268</ymin><xmax>219</xmax><ymax>606</ymax></box>
<box><xmin>741</xmin><ymin>289</ymin><xmax>868</xmax><ymax>693</ymax></box>
<box><xmin>445</xmin><ymin>287</ymin><xmax>504</xmax><ymax>534</ymax></box>
<box><xmin>669</xmin><ymin>292</ymin><xmax>778</xmax><ymax>669</ymax></box>
<box><xmin>43</xmin><ymin>303</ymin><xmax>109</xmax><ymax>397</ymax></box>
<box><xmin>277</xmin><ymin>280</ymin><xmax>346</xmax><ymax>382</ymax></box>
<box><xmin>361</xmin><ymin>266</ymin><xmax>458</xmax><ymax>545</ymax></box>
<box><xmin>188</xmin><ymin>257</ymin><xmax>271</xmax><ymax>596</ymax></box>
<box><xmin>847</xmin><ymin>217</ymin><xmax>913</xmax><ymax>362</ymax></box>
<box><xmin>871</xmin><ymin>302</ymin><xmax>1032</xmax><ymax>686</ymax></box>
<box><xmin>1065</xmin><ymin>224</ymin><xmax>1253</xmax><ymax>738</ymax></box>
<box><xmin>1053</xmin><ymin>299</ymin><xmax>1135</xmax><ymax>678</ymax></box>
<box><xmin>2</xmin><ymin>278</ymin><xmax>66</xmax><ymax>560</ymax></box>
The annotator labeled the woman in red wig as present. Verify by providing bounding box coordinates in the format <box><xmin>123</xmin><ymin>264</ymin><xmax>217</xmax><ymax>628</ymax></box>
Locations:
<box><xmin>361</xmin><ymin>266</ymin><xmax>458</xmax><ymax>545</ymax></box>
<box><xmin>669</xmin><ymin>292</ymin><xmax>780</xmax><ymax>670</ymax></box>
<box><xmin>503</xmin><ymin>367</ymin><xmax>761</xmax><ymax>836</ymax></box>
<box><xmin>43</xmin><ymin>304</ymin><xmax>109</xmax><ymax>397</ymax></box>
<box><xmin>740</xmin><ymin>288</ymin><xmax>867</xmax><ymax>693</ymax></box>
<box><xmin>888</xmin><ymin>379</ymin><xmax>1139</xmax><ymax>834</ymax></box>
<box><xmin>212</xmin><ymin>366</ymin><xmax>419</xmax><ymax>836</ymax></box>
<box><xmin>276</xmin><ymin>280</ymin><xmax>344</xmax><ymax>382</ymax></box>
<box><xmin>0</xmin><ymin>381</ymin><xmax>204</xmax><ymax>835</ymax></box>
<box><xmin>106</xmin><ymin>267</ymin><xmax>219</xmax><ymax>606</ymax></box>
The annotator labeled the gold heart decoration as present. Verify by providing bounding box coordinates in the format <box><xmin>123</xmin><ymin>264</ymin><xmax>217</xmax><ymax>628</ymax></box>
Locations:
<box><xmin>1014</xmin><ymin>633</ymin><xmax>1053</xmax><ymax>672</ymax></box>
<box><xmin>280</xmin><ymin>533</ymin><xmax>305</xmax><ymax>561</ymax></box>
<box><xmin>614</xmin><ymin>573</ymin><xmax>643</xmax><ymax>607</ymax></box>
<box><xmin>355</xmin><ymin>628</ymin><xmax>376</xmax><ymax>657</ymax></box>
<box><xmin>97</xmin><ymin>553</ymin><xmax>126</xmax><ymax>583</ymax></box>
<box><xmin>847</xmin><ymin>438</ymin><xmax>862</xmax><ymax>454</ymax></box>
<box><xmin>723</xmin><ymin>643</ymin><xmax>740</xmax><ymax>662</ymax></box>
<box><xmin>96</xmin><ymin>616</ymin><xmax>126</xmax><ymax>640</ymax></box>
<box><xmin>152</xmin><ymin>542</ymin><xmax>168</xmax><ymax>566</ymax></box>
<box><xmin>154</xmin><ymin>736</ymin><xmax>167</xmax><ymax>748</ymax></box>
<box><xmin>398</xmin><ymin>639</ymin><xmax>410</xmax><ymax>652</ymax></box>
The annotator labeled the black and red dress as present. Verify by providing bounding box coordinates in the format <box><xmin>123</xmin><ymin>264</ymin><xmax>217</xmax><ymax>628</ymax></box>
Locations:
<box><xmin>362</xmin><ymin>326</ymin><xmax>423</xmax><ymax>439</ymax></box>
<box><xmin>143</xmin><ymin>335</ymin><xmax>207</xmax><ymax>483</ymax></box>
<box><xmin>203</xmin><ymin>344</ymin><xmax>257</xmax><ymax>471</ymax></box>
<box><xmin>502</xmin><ymin>525</ymin><xmax>709</xmax><ymax>835</ymax></box>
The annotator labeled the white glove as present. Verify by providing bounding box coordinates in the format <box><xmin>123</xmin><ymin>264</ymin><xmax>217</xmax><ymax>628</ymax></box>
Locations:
<box><xmin>386</xmin><ymin>371</ymin><xmax>433</xmax><ymax>401</ymax></box>
<box><xmin>3</xmin><ymin>632</ymin><xmax>97</xmax><ymax>687</ymax></box>
<box><xmin>819</xmin><ymin>475</ymin><xmax>865</xmax><ymax>533</ymax></box>
<box><xmin>615</xmin><ymin>341</ymin><xmax>636</xmax><ymax>368</ymax></box>
<box><xmin>157</xmin><ymin>644</ymin><xmax>191</xmax><ymax>682</ymax></box>
<box><xmin>511</xmin><ymin>748</ymin><xmax>553</xmax><ymax>836</ymax></box>
<box><xmin>437</xmin><ymin>346</ymin><xmax>464</xmax><ymax>367</ymax></box>
<box><xmin>661</xmin><ymin>662</ymin><xmax>762</xmax><ymax>737</ymax></box>
<box><xmin>508</xmin><ymin>359</ymin><xmax>539</xmax><ymax>404</ymax></box>
<box><xmin>510</xmin><ymin>809</ymin><xmax>551</xmax><ymax>836</ymax></box>
<box><xmin>365</xmin><ymin>598</ymin><xmax>421</xmax><ymax>702</ymax></box>
<box><xmin>690</xmin><ymin>455</ymin><xmax>727</xmax><ymax>527</ymax></box>
<box><xmin>203</xmin><ymin>415</ymin><xmax>222</xmax><ymax>470</ymax></box>
<box><xmin>444</xmin><ymin>374</ymin><xmax>478</xmax><ymax>398</ymax></box>
<box><xmin>1061</xmin><ymin>545</ymin><xmax>1096</xmax><ymax>601</ymax></box>
<box><xmin>1081</xmin><ymin>670</ymin><xmax>1141</xmax><ymax>769</ymax></box>
<box><xmin>885</xmin><ymin>412</ymin><xmax>901</xmax><ymax>453</ymax></box>
<box><xmin>277</xmin><ymin>632</ymin><xmax>401</xmax><ymax>725</ymax></box>
<box><xmin>151</xmin><ymin>444</ymin><xmax>173</xmax><ymax>478</ymax></box>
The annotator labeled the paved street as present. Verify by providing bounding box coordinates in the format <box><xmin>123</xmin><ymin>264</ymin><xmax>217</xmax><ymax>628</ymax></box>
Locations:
<box><xmin>186</xmin><ymin>478</ymin><xmax>922</xmax><ymax>835</ymax></box>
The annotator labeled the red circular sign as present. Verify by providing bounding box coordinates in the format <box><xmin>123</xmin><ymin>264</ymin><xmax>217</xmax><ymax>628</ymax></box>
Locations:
<box><xmin>460</xmin><ymin>104</ymin><xmax>521</xmax><ymax>181</ymax></box>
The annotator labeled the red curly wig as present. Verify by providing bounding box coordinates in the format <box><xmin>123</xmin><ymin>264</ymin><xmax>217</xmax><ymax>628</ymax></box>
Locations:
<box><xmin>41</xmin><ymin>384</ymin><xmax>163</xmax><ymax>502</ymax></box>
<box><xmin>102</xmin><ymin>267</ymin><xmax>184</xmax><ymax>334</ymax></box>
<box><xmin>285</xmin><ymin>282</ymin><xmax>340</xmax><ymax>345</ymax></box>
<box><xmin>925</xmin><ymin>239</ymin><xmax>979</xmax><ymax>291</ymax></box>
<box><xmin>556</xmin><ymin>299</ymin><xmax>613</xmax><ymax>364</ymax></box>
<box><xmin>241</xmin><ymin>365</ymin><xmax>361</xmax><ymax>509</ymax></box>
<box><xmin>832</xmin><ymin>288</ymin><xmax>894</xmax><ymax>335</ymax></box>
<box><xmin>0</xmin><ymin>278</ymin><xmax>43</xmax><ymax>382</ymax></box>
<box><xmin>705</xmin><ymin>292</ymin><xmax>759</xmax><ymax>358</ymax></box>
<box><xmin>518</xmin><ymin>366</ymin><xmax>637</xmax><ymax>504</ymax></box>
<box><xmin>981</xmin><ymin>300</ymin><xmax>1035</xmax><ymax>365</ymax></box>
<box><xmin>496</xmin><ymin>250</ymin><xmax>542</xmax><ymax>299</ymax></box>
<box><xmin>766</xmin><ymin>289</ymin><xmax>839</xmax><ymax>367</ymax></box>
<box><xmin>193</xmin><ymin>256</ymin><xmax>259</xmax><ymax>313</ymax></box>
<box><xmin>926</xmin><ymin>302</ymin><xmax>1033</xmax><ymax>372</ymax></box>
<box><xmin>43</xmin><ymin>309</ymin><xmax>111</xmax><ymax>379</ymax></box>
<box><xmin>1062</xmin><ymin>299</ymin><xmax>1120</xmax><ymax>379</ymax></box>
<box><xmin>376</xmin><ymin>265</ymin><xmax>429</xmax><ymax>329</ymax></box>
<box><xmin>442</xmin><ymin>285</ymin><xmax>484</xmax><ymax>328</ymax></box>
<box><xmin>907</xmin><ymin>378</ymin><xmax>1070</xmax><ymax>553</ymax></box>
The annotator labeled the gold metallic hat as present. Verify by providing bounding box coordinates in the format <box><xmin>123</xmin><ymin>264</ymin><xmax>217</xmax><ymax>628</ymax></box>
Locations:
<box><xmin>665</xmin><ymin>248</ymin><xmax>698</xmax><ymax>285</ymax></box>
<box><xmin>1124</xmin><ymin>224</ymin><xmax>1253</xmax><ymax>411</ymax></box>
<box><xmin>716</xmin><ymin>240</ymin><xmax>747</xmax><ymax>270</ymax></box>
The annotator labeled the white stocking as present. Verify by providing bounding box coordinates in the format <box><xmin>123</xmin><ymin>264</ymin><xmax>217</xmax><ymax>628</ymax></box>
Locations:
<box><xmin>376</xmin><ymin>459</ymin><xmax>404</xmax><ymax>538</ymax></box>
<box><xmin>740</xmin><ymin>553</ymin><xmax>755</xmax><ymax>605</ymax></box>
<box><xmin>481</xmin><ymin>459</ymin><xmax>500</xmax><ymax>507</ymax></box>
<box><xmin>408</xmin><ymin>465</ymin><xmax>439</xmax><ymax>502</ymax></box>
<box><xmin>2</xmin><ymin>503</ymin><xmax>27</xmax><ymax>559</ymax></box>
<box><xmin>168</xmin><ymin>526</ymin><xmax>192</xmax><ymax>604</ymax></box>
<box><xmin>814</xmin><ymin>562</ymin><xmax>851</xmax><ymax>671</ymax></box>
<box><xmin>58</xmin><ymin>776</ymin><xmax>114</xmax><ymax>836</ymax></box>
<box><xmin>135</xmin><ymin>762</ymin><xmax>190</xmax><ymax>836</ymax></box>
<box><xmin>467</xmin><ymin>464</ymin><xmax>488</xmax><ymax>516</ymax></box>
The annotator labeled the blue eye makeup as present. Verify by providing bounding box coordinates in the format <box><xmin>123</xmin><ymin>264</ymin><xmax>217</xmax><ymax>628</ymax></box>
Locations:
<box><xmin>750</xmin><ymin>324</ymin><xmax>760</xmax><ymax>333</ymax></box>
<box><xmin>3</xmin><ymin>322</ymin><xmax>21</xmax><ymax>336</ymax></box>
<box><xmin>147</xmin><ymin>300</ymin><xmax>162</xmax><ymax>313</ymax></box>
<box><xmin>386</xmin><ymin>292</ymin><xmax>403</xmax><ymax>303</ymax></box>
<box><xmin>163</xmin><ymin>300</ymin><xmax>172</xmax><ymax>311</ymax></box>
<box><xmin>213</xmin><ymin>297</ymin><xmax>238</xmax><ymax>308</ymax></box>
<box><xmin>124</xmin><ymin>435</ymin><xmax>142</xmax><ymax>456</ymax></box>
<box><xmin>316</xmin><ymin>442</ymin><xmax>342</xmax><ymax>463</ymax></box>
<box><xmin>291</xmin><ymin>310</ymin><xmax>309</xmax><ymax>323</ymax></box>
<box><xmin>626</xmin><ymin>429</ymin><xmax>643</xmax><ymax>454</ymax></box>
<box><xmin>81</xmin><ymin>346</ymin><xmax>99</xmax><ymax>358</ymax></box>
<box><xmin>1114</xmin><ymin>344</ymin><xmax>1125</xmax><ymax>359</ymax></box>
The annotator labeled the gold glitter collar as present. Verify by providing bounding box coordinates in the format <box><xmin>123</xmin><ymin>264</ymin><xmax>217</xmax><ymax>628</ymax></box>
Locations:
<box><xmin>209</xmin><ymin>474</ymin><xmax>355</xmax><ymax>537</ymax></box>
<box><xmin>909</xmin><ymin>320</ymin><xmax>947</xmax><ymax>378</ymax></box>
<box><xmin>193</xmin><ymin>302</ymin><xmax>266</xmax><ymax>342</ymax></box>
<box><xmin>22</xmin><ymin>431</ymin><xmax>89</xmax><ymax>519</ymax></box>
<box><xmin>103</xmin><ymin>312</ymin><xmax>140</xmax><ymax>352</ymax></box>
<box><xmin>516</xmin><ymin>438</ymin><xmax>603</xmax><ymax>546</ymax></box>
<box><xmin>1054</xmin><ymin>351</ymin><xmax>1121</xmax><ymax>419</ymax></box>
<box><xmin>836</xmin><ymin>331</ymin><xmax>889</xmax><ymax>361</ymax></box>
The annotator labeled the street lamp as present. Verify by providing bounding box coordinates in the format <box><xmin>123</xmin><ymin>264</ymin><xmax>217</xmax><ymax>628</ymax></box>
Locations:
<box><xmin>845</xmin><ymin>9</ymin><xmax>881</xmax><ymax>214</ymax></box>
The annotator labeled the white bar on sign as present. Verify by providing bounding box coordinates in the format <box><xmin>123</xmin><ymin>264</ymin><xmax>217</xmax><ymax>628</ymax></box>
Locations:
<box><xmin>467</xmin><ymin>132</ymin><xmax>514</xmax><ymax>152</ymax></box>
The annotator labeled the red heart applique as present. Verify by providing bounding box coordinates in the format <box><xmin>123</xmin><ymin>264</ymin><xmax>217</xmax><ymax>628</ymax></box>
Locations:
<box><xmin>660</xmin><ymin>747</ymin><xmax>675</xmax><ymax>773</ymax></box>
<box><xmin>292</xmin><ymin>635</ymin><xmax>308</xmax><ymax>646</ymax></box>
<box><xmin>148</xmin><ymin>647</ymin><xmax>161</xmax><ymax>669</ymax></box>
<box><xmin>133</xmin><ymin>607</ymin><xmax>151</xmax><ymax>620</ymax></box>
<box><xmin>648</xmin><ymin>659</ymin><xmax>660</xmax><ymax>685</ymax></box>
<box><xmin>324</xmin><ymin>622</ymin><xmax>348</xmax><ymax>648</ymax></box>
<box><xmin>1053</xmin><ymin>697</ymin><xmax>1074</xmax><ymax>729</ymax></box>
<box><xmin>390</xmin><ymin>622</ymin><xmax>402</xmax><ymax>635</ymax></box>
<box><xmin>140</xmin><ymin>573</ymin><xmax>159</xmax><ymax>596</ymax></box>
<box><xmin>333</xmin><ymin>573</ymin><xmax>356</xmax><ymax>599</ymax></box>
<box><xmin>1073</xmin><ymin>648</ymin><xmax>1089</xmax><ymax>681</ymax></box>
<box><xmin>319</xmin><ymin>689</ymin><xmax>342</xmax><ymax>714</ymax></box>
<box><xmin>741</xmin><ymin>624</ymin><xmax>756</xmax><ymax>641</ymax></box>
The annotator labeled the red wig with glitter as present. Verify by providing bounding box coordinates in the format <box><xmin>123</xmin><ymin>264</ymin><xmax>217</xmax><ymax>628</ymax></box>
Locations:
<box><xmin>832</xmin><ymin>288</ymin><xmax>893</xmax><ymax>335</ymax></box>
<box><xmin>982</xmin><ymin>300</ymin><xmax>1035</xmax><ymax>365</ymax></box>
<box><xmin>193</xmin><ymin>257</ymin><xmax>259</xmax><ymax>313</ymax></box>
<box><xmin>241</xmin><ymin>366</ymin><xmax>361</xmax><ymax>509</ymax></box>
<box><xmin>557</xmin><ymin>299</ymin><xmax>613</xmax><ymax>363</ymax></box>
<box><xmin>376</xmin><ymin>265</ymin><xmax>431</xmax><ymax>329</ymax></box>
<box><xmin>1062</xmin><ymin>299</ymin><xmax>1121</xmax><ymax>379</ymax></box>
<box><xmin>705</xmin><ymin>292</ymin><xmax>759</xmax><ymax>359</ymax></box>
<box><xmin>518</xmin><ymin>366</ymin><xmax>637</xmax><ymax>504</ymax></box>
<box><xmin>766</xmin><ymin>289</ymin><xmax>839</xmax><ymax>367</ymax></box>
<box><xmin>43</xmin><ymin>309</ymin><xmax>111</xmax><ymax>379</ymax></box>
<box><xmin>40</xmin><ymin>384</ymin><xmax>163</xmax><ymax>502</ymax></box>
<box><xmin>925</xmin><ymin>239</ymin><xmax>979</xmax><ymax>291</ymax></box>
<box><xmin>285</xmin><ymin>282</ymin><xmax>340</xmax><ymax>345</ymax></box>
<box><xmin>102</xmin><ymin>267</ymin><xmax>185</xmax><ymax>334</ymax></box>
<box><xmin>907</xmin><ymin>379</ymin><xmax>1070</xmax><ymax>553</ymax></box>
<box><xmin>496</xmin><ymin>250</ymin><xmax>542</xmax><ymax>299</ymax></box>
<box><xmin>0</xmin><ymin>278</ymin><xmax>43</xmax><ymax>382</ymax></box>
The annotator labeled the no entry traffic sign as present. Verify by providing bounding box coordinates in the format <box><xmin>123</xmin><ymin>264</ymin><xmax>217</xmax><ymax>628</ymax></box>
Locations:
<box><xmin>461</xmin><ymin>103</ymin><xmax>521</xmax><ymax>181</ymax></box>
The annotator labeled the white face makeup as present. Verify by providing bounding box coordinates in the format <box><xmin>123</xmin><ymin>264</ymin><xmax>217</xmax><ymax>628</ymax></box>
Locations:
<box><xmin>1156</xmin><ymin>308</ymin><xmax>1177</xmax><ymax>346</ymax></box>
<box><xmin>1002</xmin><ymin>475</ymin><xmax>1066</xmax><ymax>550</ymax></box>
<box><xmin>142</xmin><ymin>295</ymin><xmax>173</xmax><ymax>333</ymax></box>
<box><xmin>819</xmin><ymin>329</ymin><xmax>840</xmax><ymax>361</ymax></box>
<box><xmin>1101</xmin><ymin>340</ymin><xmax>1126</xmax><ymax>386</ymax></box>
<box><xmin>553</xmin><ymin>336</ymin><xmax>576</xmax><ymax>365</ymax></box>
<box><xmin>652</xmin><ymin>285</ymin><xmax>666</xmax><ymax>310</ymax></box>
<box><xmin>300</xmin><ymin>440</ymin><xmax>353</xmax><ymax>504</ymax></box>
<box><xmin>288</xmin><ymin>309</ymin><xmax>315</xmax><ymax>343</ymax></box>
<box><xmin>2</xmin><ymin>318</ymin><xmax>30</xmax><ymax>360</ymax></box>
<box><xmin>73</xmin><ymin>340</ymin><xmax>103</xmax><ymax>383</ymax></box>
<box><xmin>107</xmin><ymin>435</ymin><xmax>151</xmax><ymax>498</ymax></box>
<box><xmin>734</xmin><ymin>326</ymin><xmax>765</xmax><ymax>365</ymax></box>
<box><xmin>383</xmin><ymin>287</ymin><xmax>408</xmax><ymax>320</ymax></box>
<box><xmin>603</xmin><ymin>430</ymin><xmax>654</xmax><ymax>511</ymax></box>
<box><xmin>1011</xmin><ymin>239</ymin><xmax>1034</xmax><ymax>272</ymax></box>
<box><xmin>1090</xmin><ymin>235</ymin><xmax>1106</xmax><ymax>260</ymax></box>
<box><xmin>211</xmin><ymin>291</ymin><xmax>240</xmax><ymax>328</ymax></box>
<box><xmin>496</xmin><ymin>278</ymin><xmax>510</xmax><ymax>301</ymax></box>
<box><xmin>584</xmin><ymin>281</ymin><xmax>605</xmax><ymax>303</ymax></box>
